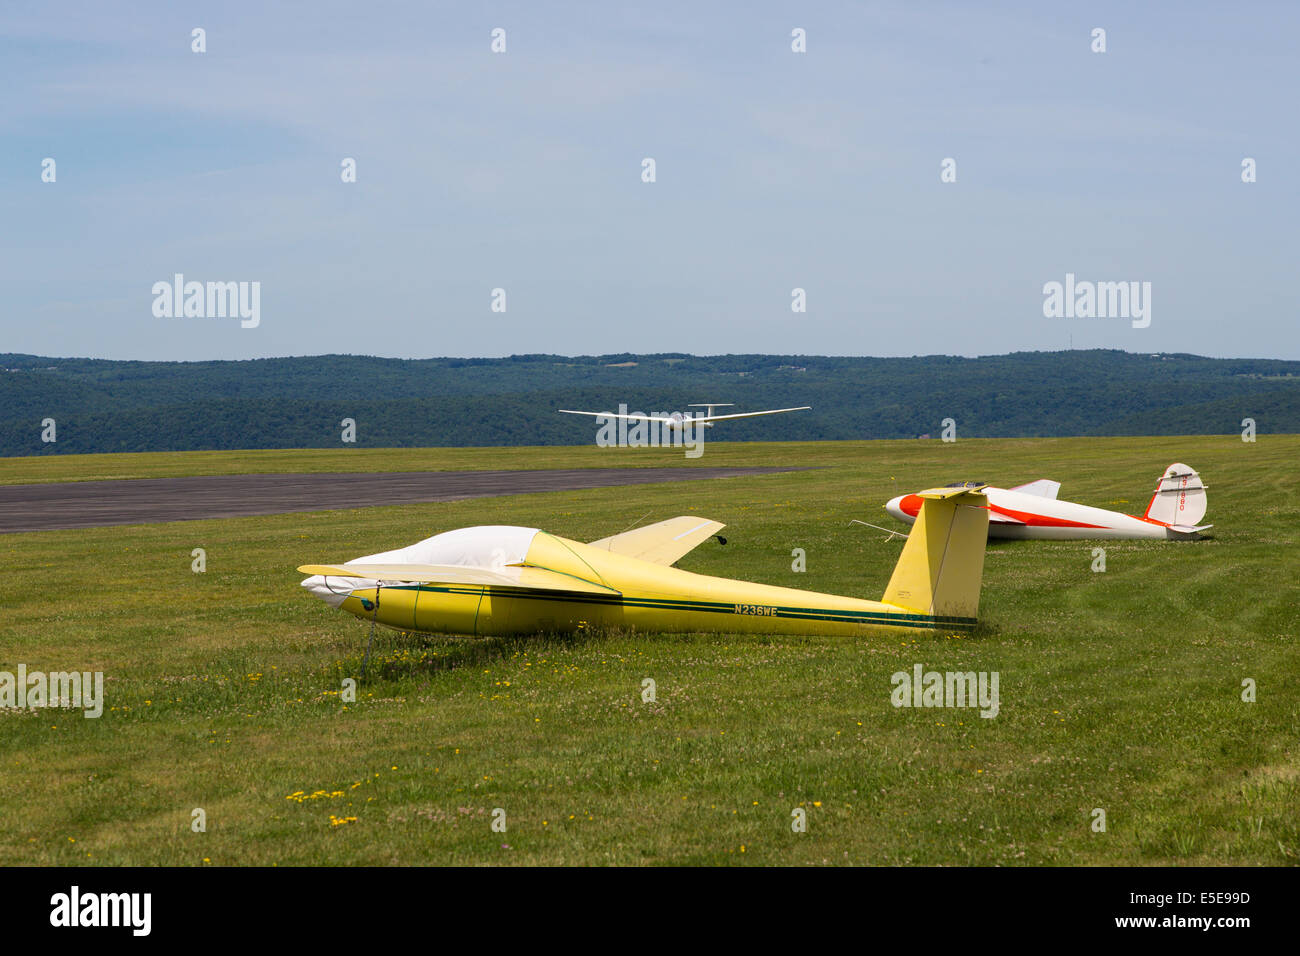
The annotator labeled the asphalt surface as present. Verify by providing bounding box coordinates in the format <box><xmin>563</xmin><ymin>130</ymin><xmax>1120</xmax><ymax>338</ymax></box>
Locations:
<box><xmin>0</xmin><ymin>467</ymin><xmax>807</xmax><ymax>533</ymax></box>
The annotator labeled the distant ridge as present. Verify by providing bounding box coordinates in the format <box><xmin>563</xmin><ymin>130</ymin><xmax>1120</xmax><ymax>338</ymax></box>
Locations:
<box><xmin>3</xmin><ymin>350</ymin><xmax>1298</xmax><ymax>456</ymax></box>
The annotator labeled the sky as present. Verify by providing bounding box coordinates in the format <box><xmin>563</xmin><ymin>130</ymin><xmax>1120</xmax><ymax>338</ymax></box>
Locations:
<box><xmin>1</xmin><ymin>1</ymin><xmax>1297</xmax><ymax>361</ymax></box>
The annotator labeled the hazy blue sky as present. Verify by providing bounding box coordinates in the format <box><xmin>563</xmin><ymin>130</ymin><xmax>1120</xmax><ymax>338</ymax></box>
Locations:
<box><xmin>2</xmin><ymin>1</ymin><xmax>1296</xmax><ymax>360</ymax></box>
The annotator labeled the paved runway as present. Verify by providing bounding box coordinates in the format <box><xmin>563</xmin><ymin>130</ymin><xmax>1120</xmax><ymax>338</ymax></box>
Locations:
<box><xmin>0</xmin><ymin>467</ymin><xmax>806</xmax><ymax>533</ymax></box>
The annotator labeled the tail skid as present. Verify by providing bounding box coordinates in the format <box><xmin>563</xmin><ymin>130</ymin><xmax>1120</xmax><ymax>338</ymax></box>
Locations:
<box><xmin>1166</xmin><ymin>523</ymin><xmax>1212</xmax><ymax>540</ymax></box>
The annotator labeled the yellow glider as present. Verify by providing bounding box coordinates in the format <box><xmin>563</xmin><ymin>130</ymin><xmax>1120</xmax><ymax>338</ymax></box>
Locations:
<box><xmin>298</xmin><ymin>487</ymin><xmax>990</xmax><ymax>638</ymax></box>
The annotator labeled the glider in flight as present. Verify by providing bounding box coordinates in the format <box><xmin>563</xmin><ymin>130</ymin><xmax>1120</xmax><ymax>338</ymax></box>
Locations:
<box><xmin>558</xmin><ymin>403</ymin><xmax>811</xmax><ymax>430</ymax></box>
<box><xmin>884</xmin><ymin>463</ymin><xmax>1209</xmax><ymax>540</ymax></box>
<box><xmin>299</xmin><ymin>485</ymin><xmax>990</xmax><ymax>640</ymax></box>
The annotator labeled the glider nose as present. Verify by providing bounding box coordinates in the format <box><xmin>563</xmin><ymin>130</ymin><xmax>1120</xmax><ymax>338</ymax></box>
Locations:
<box><xmin>885</xmin><ymin>495</ymin><xmax>907</xmax><ymax>521</ymax></box>
<box><xmin>301</xmin><ymin>574</ymin><xmax>350</xmax><ymax>608</ymax></box>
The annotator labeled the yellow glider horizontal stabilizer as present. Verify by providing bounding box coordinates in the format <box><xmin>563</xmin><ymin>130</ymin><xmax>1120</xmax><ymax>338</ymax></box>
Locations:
<box><xmin>915</xmin><ymin>484</ymin><xmax>989</xmax><ymax>500</ymax></box>
<box><xmin>587</xmin><ymin>515</ymin><xmax>726</xmax><ymax>566</ymax></box>
<box><xmin>297</xmin><ymin>563</ymin><xmax>619</xmax><ymax>596</ymax></box>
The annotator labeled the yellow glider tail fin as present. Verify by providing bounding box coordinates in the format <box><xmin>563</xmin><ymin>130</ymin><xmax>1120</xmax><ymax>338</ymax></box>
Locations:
<box><xmin>881</xmin><ymin>485</ymin><xmax>989</xmax><ymax>621</ymax></box>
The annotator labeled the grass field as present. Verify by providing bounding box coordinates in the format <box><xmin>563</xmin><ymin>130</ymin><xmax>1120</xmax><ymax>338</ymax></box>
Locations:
<box><xmin>2</xmin><ymin>437</ymin><xmax>1298</xmax><ymax>865</ymax></box>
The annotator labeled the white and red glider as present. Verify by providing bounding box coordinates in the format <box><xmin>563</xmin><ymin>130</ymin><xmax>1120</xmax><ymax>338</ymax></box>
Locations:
<box><xmin>885</xmin><ymin>463</ymin><xmax>1211</xmax><ymax>540</ymax></box>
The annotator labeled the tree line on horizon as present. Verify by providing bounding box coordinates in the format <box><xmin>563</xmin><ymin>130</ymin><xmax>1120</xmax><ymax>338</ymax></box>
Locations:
<box><xmin>2</xmin><ymin>349</ymin><xmax>1297</xmax><ymax>456</ymax></box>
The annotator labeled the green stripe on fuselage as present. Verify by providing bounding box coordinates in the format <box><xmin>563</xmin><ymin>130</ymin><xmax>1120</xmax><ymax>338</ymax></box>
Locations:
<box><xmin>386</xmin><ymin>584</ymin><xmax>976</xmax><ymax>631</ymax></box>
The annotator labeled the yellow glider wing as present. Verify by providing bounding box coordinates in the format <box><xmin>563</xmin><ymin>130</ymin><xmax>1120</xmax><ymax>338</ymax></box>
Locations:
<box><xmin>297</xmin><ymin>563</ymin><xmax>619</xmax><ymax>596</ymax></box>
<box><xmin>587</xmin><ymin>515</ymin><xmax>725</xmax><ymax>566</ymax></box>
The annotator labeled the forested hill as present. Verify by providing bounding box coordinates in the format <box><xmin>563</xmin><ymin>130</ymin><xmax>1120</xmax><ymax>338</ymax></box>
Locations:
<box><xmin>2</xmin><ymin>350</ymin><xmax>1298</xmax><ymax>456</ymax></box>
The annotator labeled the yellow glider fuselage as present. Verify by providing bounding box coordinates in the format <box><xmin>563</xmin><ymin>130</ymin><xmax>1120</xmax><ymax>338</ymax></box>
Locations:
<box><xmin>312</xmin><ymin>517</ymin><xmax>981</xmax><ymax>639</ymax></box>
<box><xmin>331</xmin><ymin>535</ymin><xmax>969</xmax><ymax>636</ymax></box>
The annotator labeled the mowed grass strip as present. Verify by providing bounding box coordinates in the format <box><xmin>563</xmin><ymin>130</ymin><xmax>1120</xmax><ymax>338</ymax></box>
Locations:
<box><xmin>0</xmin><ymin>436</ymin><xmax>1297</xmax><ymax>865</ymax></box>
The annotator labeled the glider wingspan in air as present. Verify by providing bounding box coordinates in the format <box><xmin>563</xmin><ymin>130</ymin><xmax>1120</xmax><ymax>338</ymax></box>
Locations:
<box><xmin>558</xmin><ymin>403</ymin><xmax>811</xmax><ymax>429</ymax></box>
<box><xmin>300</xmin><ymin>489</ymin><xmax>991</xmax><ymax>639</ymax></box>
<box><xmin>885</xmin><ymin>463</ymin><xmax>1210</xmax><ymax>541</ymax></box>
